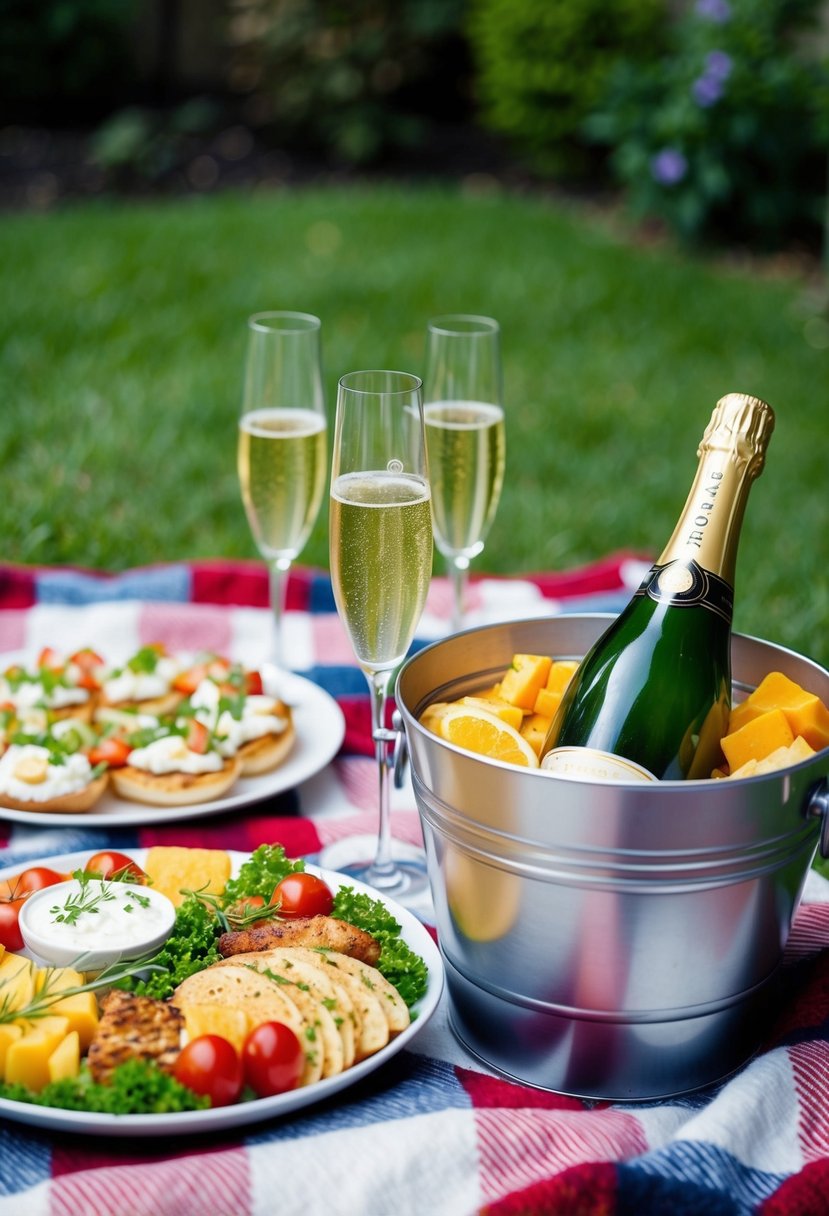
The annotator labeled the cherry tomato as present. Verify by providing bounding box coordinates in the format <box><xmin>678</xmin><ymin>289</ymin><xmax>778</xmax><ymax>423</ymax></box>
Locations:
<box><xmin>14</xmin><ymin>866</ymin><xmax>65</xmax><ymax>895</ymax></box>
<box><xmin>88</xmin><ymin>737</ymin><xmax>133</xmax><ymax>768</ymax></box>
<box><xmin>174</xmin><ymin>1035</ymin><xmax>244</xmax><ymax>1107</ymax></box>
<box><xmin>185</xmin><ymin>719</ymin><xmax>210</xmax><ymax>754</ymax></box>
<box><xmin>242</xmin><ymin>1021</ymin><xmax>304</xmax><ymax>1098</ymax></box>
<box><xmin>270</xmin><ymin>872</ymin><xmax>334</xmax><ymax>919</ymax></box>
<box><xmin>0</xmin><ymin>898</ymin><xmax>25</xmax><ymax>952</ymax></box>
<box><xmin>245</xmin><ymin>670</ymin><xmax>264</xmax><ymax>696</ymax></box>
<box><xmin>84</xmin><ymin>850</ymin><xmax>146</xmax><ymax>882</ymax></box>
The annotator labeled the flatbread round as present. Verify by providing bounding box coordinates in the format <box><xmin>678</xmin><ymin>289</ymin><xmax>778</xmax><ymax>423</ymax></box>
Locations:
<box><xmin>0</xmin><ymin>771</ymin><xmax>109</xmax><ymax>815</ymax></box>
<box><xmin>237</xmin><ymin>718</ymin><xmax>295</xmax><ymax>776</ymax></box>
<box><xmin>172</xmin><ymin>963</ymin><xmax>322</xmax><ymax>1086</ymax></box>
<box><xmin>110</xmin><ymin>755</ymin><xmax>241</xmax><ymax>806</ymax></box>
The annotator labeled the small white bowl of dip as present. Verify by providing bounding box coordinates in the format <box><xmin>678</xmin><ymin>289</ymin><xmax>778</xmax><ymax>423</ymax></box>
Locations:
<box><xmin>19</xmin><ymin>875</ymin><xmax>177</xmax><ymax>971</ymax></box>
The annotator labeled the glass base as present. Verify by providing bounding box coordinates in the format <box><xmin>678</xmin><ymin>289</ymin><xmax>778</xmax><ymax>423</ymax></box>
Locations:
<box><xmin>319</xmin><ymin>834</ymin><xmax>431</xmax><ymax>908</ymax></box>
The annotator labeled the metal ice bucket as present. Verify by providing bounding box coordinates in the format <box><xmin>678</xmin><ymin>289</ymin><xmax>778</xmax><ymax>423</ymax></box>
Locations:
<box><xmin>395</xmin><ymin>615</ymin><xmax>829</xmax><ymax>1100</ymax></box>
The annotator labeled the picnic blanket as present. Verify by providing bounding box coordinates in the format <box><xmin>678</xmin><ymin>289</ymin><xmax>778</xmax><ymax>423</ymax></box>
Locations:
<box><xmin>1</xmin><ymin>556</ymin><xmax>828</xmax><ymax>1216</ymax></box>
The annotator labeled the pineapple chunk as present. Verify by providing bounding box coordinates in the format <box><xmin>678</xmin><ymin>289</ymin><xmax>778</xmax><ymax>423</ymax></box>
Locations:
<box><xmin>533</xmin><ymin>688</ymin><xmax>562</xmax><ymax>719</ymax></box>
<box><xmin>520</xmin><ymin>713</ymin><xmax>553</xmax><ymax>758</ymax></box>
<box><xmin>5</xmin><ymin>1016</ymin><xmax>70</xmax><ymax>1092</ymax></box>
<box><xmin>49</xmin><ymin>991</ymin><xmax>99</xmax><ymax>1051</ymax></box>
<box><xmin>461</xmin><ymin>696</ymin><xmax>524</xmax><ymax>731</ymax></box>
<box><xmin>0</xmin><ymin>1023</ymin><xmax>23</xmax><ymax>1079</ymax></box>
<box><xmin>182</xmin><ymin>1004</ymin><xmax>249</xmax><ymax>1053</ymax></box>
<box><xmin>546</xmin><ymin>660</ymin><xmax>579</xmax><ymax>694</ymax></box>
<box><xmin>48</xmin><ymin>1030</ymin><xmax>80</xmax><ymax>1084</ymax></box>
<box><xmin>0</xmin><ymin>953</ymin><xmax>35</xmax><ymax>1012</ymax></box>
<box><xmin>499</xmin><ymin>655</ymin><xmax>553</xmax><ymax>711</ymax></box>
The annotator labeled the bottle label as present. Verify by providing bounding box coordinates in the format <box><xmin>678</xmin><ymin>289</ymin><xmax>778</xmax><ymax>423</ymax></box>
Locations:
<box><xmin>541</xmin><ymin>747</ymin><xmax>658</xmax><ymax>784</ymax></box>
<box><xmin>634</xmin><ymin>559</ymin><xmax>733</xmax><ymax>623</ymax></box>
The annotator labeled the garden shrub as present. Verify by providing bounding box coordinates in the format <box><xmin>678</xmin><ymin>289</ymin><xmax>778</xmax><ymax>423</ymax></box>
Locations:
<box><xmin>465</xmin><ymin>0</ymin><xmax>668</xmax><ymax>177</ymax></box>
<box><xmin>0</xmin><ymin>0</ymin><xmax>138</xmax><ymax>121</ymax></box>
<box><xmin>226</xmin><ymin>0</ymin><xmax>467</xmax><ymax>165</ymax></box>
<box><xmin>587</xmin><ymin>0</ymin><xmax>829</xmax><ymax>250</ymax></box>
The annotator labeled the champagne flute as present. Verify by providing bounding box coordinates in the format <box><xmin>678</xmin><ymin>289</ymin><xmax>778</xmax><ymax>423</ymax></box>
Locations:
<box><xmin>423</xmin><ymin>315</ymin><xmax>506</xmax><ymax>631</ymax></box>
<box><xmin>323</xmin><ymin>370</ymin><xmax>433</xmax><ymax>900</ymax></box>
<box><xmin>238</xmin><ymin>312</ymin><xmax>327</xmax><ymax>669</ymax></box>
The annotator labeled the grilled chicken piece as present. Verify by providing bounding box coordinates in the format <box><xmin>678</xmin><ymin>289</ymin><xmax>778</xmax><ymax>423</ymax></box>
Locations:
<box><xmin>87</xmin><ymin>989</ymin><xmax>183</xmax><ymax>1084</ymax></box>
<box><xmin>217</xmin><ymin>915</ymin><xmax>381</xmax><ymax>965</ymax></box>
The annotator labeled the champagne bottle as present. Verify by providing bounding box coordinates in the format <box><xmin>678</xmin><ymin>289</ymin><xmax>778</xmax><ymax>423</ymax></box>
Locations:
<box><xmin>540</xmin><ymin>393</ymin><xmax>775</xmax><ymax>781</ymax></box>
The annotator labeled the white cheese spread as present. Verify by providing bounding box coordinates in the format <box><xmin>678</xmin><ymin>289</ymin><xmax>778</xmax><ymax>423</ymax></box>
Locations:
<box><xmin>1</xmin><ymin>678</ymin><xmax>89</xmax><ymax>710</ymax></box>
<box><xmin>0</xmin><ymin>743</ymin><xmax>95</xmax><ymax>802</ymax></box>
<box><xmin>127</xmin><ymin>733</ymin><xmax>224</xmax><ymax>775</ymax></box>
<box><xmin>190</xmin><ymin>680</ymin><xmax>287</xmax><ymax>756</ymax></box>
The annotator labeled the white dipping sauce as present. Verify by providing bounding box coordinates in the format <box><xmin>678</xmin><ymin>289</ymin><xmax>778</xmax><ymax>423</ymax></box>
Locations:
<box><xmin>22</xmin><ymin>877</ymin><xmax>176</xmax><ymax>961</ymax></box>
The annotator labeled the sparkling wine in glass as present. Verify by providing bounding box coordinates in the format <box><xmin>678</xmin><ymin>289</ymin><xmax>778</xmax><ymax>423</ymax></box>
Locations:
<box><xmin>424</xmin><ymin>315</ymin><xmax>505</xmax><ymax>631</ymax></box>
<box><xmin>238</xmin><ymin>312</ymin><xmax>327</xmax><ymax>669</ymax></box>
<box><xmin>322</xmin><ymin>370</ymin><xmax>433</xmax><ymax>900</ymax></box>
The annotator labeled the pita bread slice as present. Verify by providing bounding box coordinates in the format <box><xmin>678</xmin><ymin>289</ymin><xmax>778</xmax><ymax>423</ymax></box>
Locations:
<box><xmin>273</xmin><ymin>948</ymin><xmax>390</xmax><ymax>1060</ymax></box>
<box><xmin>172</xmin><ymin>963</ymin><xmax>323</xmax><ymax>1086</ymax></box>
<box><xmin>216</xmin><ymin>949</ymin><xmax>357</xmax><ymax>1069</ymax></box>
<box><xmin>313</xmin><ymin>951</ymin><xmax>411</xmax><ymax>1034</ymax></box>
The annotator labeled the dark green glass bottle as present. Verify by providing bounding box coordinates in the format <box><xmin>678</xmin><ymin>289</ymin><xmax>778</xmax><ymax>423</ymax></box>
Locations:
<box><xmin>540</xmin><ymin>393</ymin><xmax>775</xmax><ymax>781</ymax></box>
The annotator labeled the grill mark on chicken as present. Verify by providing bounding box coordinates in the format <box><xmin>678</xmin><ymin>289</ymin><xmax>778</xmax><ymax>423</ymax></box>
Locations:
<box><xmin>86</xmin><ymin>989</ymin><xmax>183</xmax><ymax>1084</ymax></box>
<box><xmin>217</xmin><ymin>915</ymin><xmax>381</xmax><ymax>966</ymax></box>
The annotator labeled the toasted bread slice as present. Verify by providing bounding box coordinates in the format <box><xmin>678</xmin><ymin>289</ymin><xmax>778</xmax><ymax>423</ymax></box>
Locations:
<box><xmin>236</xmin><ymin>718</ymin><xmax>296</xmax><ymax>776</ymax></box>
<box><xmin>0</xmin><ymin>771</ymin><xmax>109</xmax><ymax>815</ymax></box>
<box><xmin>97</xmin><ymin>690</ymin><xmax>183</xmax><ymax>718</ymax></box>
<box><xmin>110</xmin><ymin>755</ymin><xmax>241</xmax><ymax>806</ymax></box>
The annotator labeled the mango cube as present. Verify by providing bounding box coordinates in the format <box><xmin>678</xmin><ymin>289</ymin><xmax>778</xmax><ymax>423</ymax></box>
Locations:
<box><xmin>0</xmin><ymin>953</ymin><xmax>35</xmax><ymax>1012</ymax></box>
<box><xmin>745</xmin><ymin>672</ymin><xmax>829</xmax><ymax>753</ymax></box>
<box><xmin>5</xmin><ymin>1016</ymin><xmax>70</xmax><ymax>1092</ymax></box>
<box><xmin>48</xmin><ymin>1030</ymin><xmax>80</xmax><ymax>1084</ymax></box>
<box><xmin>0</xmin><ymin>1023</ymin><xmax>23</xmax><ymax>1079</ymax></box>
<box><xmin>499</xmin><ymin>655</ymin><xmax>553</xmax><ymax>711</ymax></box>
<box><xmin>721</xmin><ymin>708</ymin><xmax>794</xmax><ymax>772</ymax></box>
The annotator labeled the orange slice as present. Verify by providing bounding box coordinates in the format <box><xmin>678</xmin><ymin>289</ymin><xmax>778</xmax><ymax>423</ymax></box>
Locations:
<box><xmin>438</xmin><ymin>705</ymin><xmax>539</xmax><ymax>768</ymax></box>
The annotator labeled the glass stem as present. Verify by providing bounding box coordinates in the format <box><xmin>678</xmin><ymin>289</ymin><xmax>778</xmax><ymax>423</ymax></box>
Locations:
<box><xmin>269</xmin><ymin>557</ymin><xmax>292</xmax><ymax>670</ymax></box>
<box><xmin>450</xmin><ymin>555</ymin><xmax>470</xmax><ymax>632</ymax></box>
<box><xmin>366</xmin><ymin>668</ymin><xmax>399</xmax><ymax>889</ymax></box>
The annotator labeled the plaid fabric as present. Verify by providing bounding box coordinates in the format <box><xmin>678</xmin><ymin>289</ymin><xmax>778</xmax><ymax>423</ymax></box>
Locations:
<box><xmin>1</xmin><ymin>557</ymin><xmax>828</xmax><ymax>1216</ymax></box>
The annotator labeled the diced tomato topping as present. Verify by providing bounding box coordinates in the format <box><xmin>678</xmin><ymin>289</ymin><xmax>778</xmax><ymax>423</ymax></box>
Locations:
<box><xmin>185</xmin><ymin>719</ymin><xmax>211</xmax><ymax>754</ymax></box>
<box><xmin>88</xmin><ymin>737</ymin><xmax>133</xmax><ymax>768</ymax></box>
<box><xmin>70</xmin><ymin>648</ymin><xmax>104</xmax><ymax>670</ymax></box>
<box><xmin>37</xmin><ymin>646</ymin><xmax>63</xmax><ymax>671</ymax></box>
<box><xmin>245</xmin><ymin>670</ymin><xmax>264</xmax><ymax>696</ymax></box>
<box><xmin>173</xmin><ymin>664</ymin><xmax>208</xmax><ymax>695</ymax></box>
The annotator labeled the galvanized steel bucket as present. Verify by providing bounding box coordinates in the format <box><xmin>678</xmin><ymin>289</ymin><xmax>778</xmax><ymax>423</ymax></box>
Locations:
<box><xmin>395</xmin><ymin>615</ymin><xmax>829</xmax><ymax>1100</ymax></box>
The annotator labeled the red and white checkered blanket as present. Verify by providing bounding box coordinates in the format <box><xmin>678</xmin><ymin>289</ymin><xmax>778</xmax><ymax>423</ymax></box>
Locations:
<box><xmin>1</xmin><ymin>557</ymin><xmax>828</xmax><ymax>1216</ymax></box>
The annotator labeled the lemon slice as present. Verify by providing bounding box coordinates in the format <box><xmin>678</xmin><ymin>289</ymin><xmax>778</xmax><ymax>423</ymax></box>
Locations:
<box><xmin>438</xmin><ymin>705</ymin><xmax>539</xmax><ymax>768</ymax></box>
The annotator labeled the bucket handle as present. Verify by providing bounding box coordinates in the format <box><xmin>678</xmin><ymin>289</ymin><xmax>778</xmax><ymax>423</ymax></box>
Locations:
<box><xmin>808</xmin><ymin>779</ymin><xmax>829</xmax><ymax>858</ymax></box>
<box><xmin>391</xmin><ymin>710</ymin><xmax>408</xmax><ymax>789</ymax></box>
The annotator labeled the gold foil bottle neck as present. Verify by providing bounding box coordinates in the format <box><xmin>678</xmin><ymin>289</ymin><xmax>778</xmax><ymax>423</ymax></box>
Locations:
<box><xmin>698</xmin><ymin>392</ymin><xmax>775</xmax><ymax>479</ymax></box>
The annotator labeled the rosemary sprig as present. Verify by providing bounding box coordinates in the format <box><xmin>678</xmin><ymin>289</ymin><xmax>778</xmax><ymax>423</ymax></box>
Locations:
<box><xmin>50</xmin><ymin>871</ymin><xmax>117</xmax><ymax>927</ymax></box>
<box><xmin>180</xmin><ymin>884</ymin><xmax>282</xmax><ymax>933</ymax></box>
<box><xmin>0</xmin><ymin>952</ymin><xmax>167</xmax><ymax>1026</ymax></box>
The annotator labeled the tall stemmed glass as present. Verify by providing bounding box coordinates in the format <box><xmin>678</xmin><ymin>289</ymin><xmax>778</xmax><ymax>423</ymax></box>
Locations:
<box><xmin>324</xmin><ymin>370</ymin><xmax>433</xmax><ymax>900</ymax></box>
<box><xmin>424</xmin><ymin>315</ymin><xmax>506</xmax><ymax>632</ymax></box>
<box><xmin>238</xmin><ymin>312</ymin><xmax>327</xmax><ymax>669</ymax></box>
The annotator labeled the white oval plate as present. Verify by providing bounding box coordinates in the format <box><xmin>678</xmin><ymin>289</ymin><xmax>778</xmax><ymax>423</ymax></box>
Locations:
<box><xmin>0</xmin><ymin>672</ymin><xmax>345</xmax><ymax>827</ymax></box>
<box><xmin>0</xmin><ymin>848</ymin><xmax>443</xmax><ymax>1136</ymax></box>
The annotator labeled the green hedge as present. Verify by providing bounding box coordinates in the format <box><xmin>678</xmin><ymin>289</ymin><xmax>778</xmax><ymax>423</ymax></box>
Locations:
<box><xmin>466</xmin><ymin>0</ymin><xmax>667</xmax><ymax>176</ymax></box>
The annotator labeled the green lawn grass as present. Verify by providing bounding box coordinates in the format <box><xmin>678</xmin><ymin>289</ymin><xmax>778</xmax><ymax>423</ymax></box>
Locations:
<box><xmin>1</xmin><ymin>184</ymin><xmax>827</xmax><ymax>665</ymax></box>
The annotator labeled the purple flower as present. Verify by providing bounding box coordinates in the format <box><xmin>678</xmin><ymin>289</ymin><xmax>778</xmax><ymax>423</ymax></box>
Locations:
<box><xmin>692</xmin><ymin>74</ymin><xmax>725</xmax><ymax>107</ymax></box>
<box><xmin>695</xmin><ymin>0</ymin><xmax>731</xmax><ymax>22</ymax></box>
<box><xmin>651</xmin><ymin>148</ymin><xmax>688</xmax><ymax>186</ymax></box>
<box><xmin>705</xmin><ymin>50</ymin><xmax>733</xmax><ymax>81</ymax></box>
